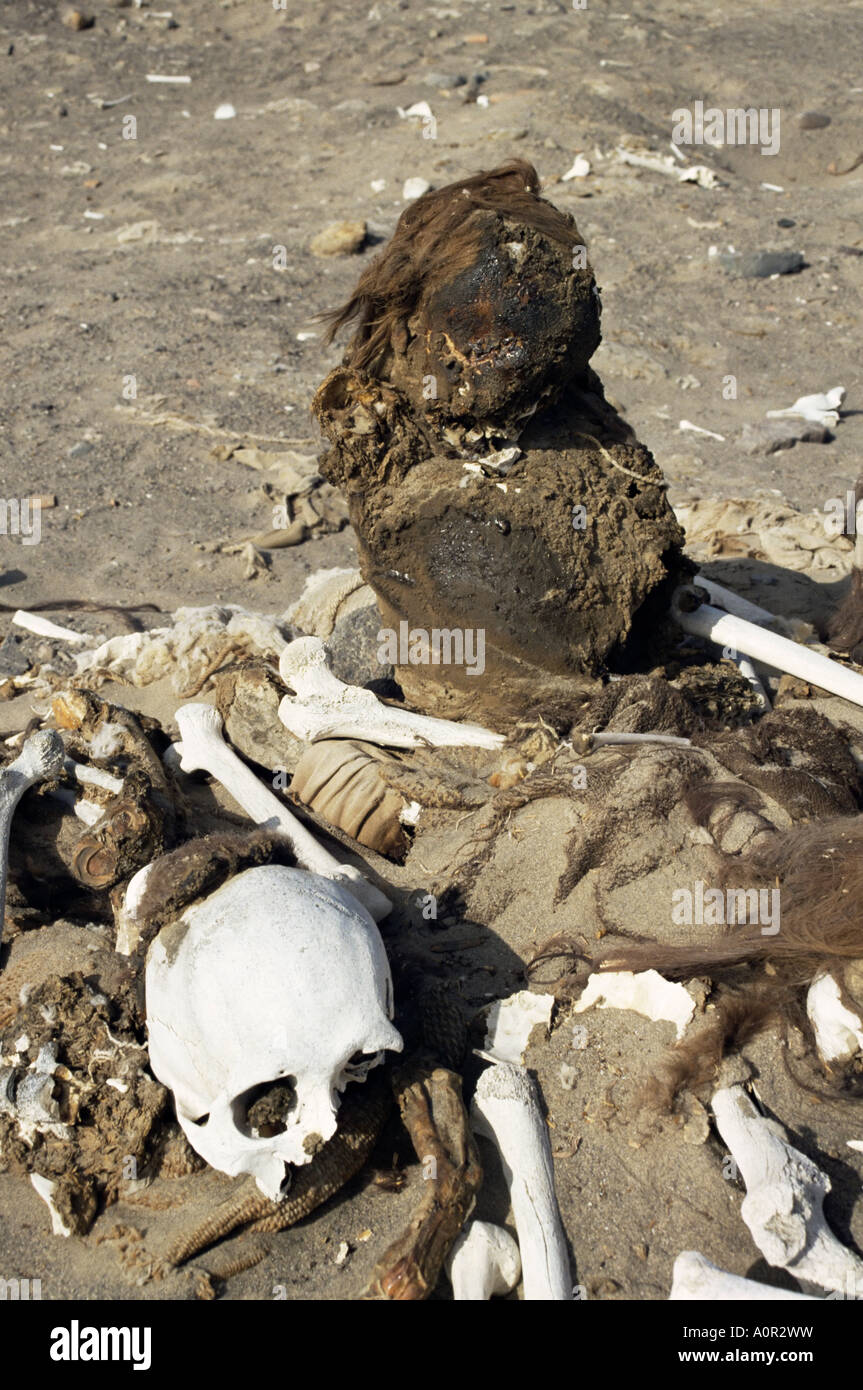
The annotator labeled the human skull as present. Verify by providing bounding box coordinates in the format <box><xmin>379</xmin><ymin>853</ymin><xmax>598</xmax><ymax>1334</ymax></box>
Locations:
<box><xmin>145</xmin><ymin>865</ymin><xmax>403</xmax><ymax>1200</ymax></box>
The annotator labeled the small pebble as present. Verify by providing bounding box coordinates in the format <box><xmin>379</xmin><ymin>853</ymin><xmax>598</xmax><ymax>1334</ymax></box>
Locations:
<box><xmin>309</xmin><ymin>220</ymin><xmax>367</xmax><ymax>257</ymax></box>
<box><xmin>0</xmin><ymin>634</ymin><xmax>33</xmax><ymax>679</ymax></box>
<box><xmin>776</xmin><ymin>217</ymin><xmax>796</xmax><ymax>228</ymax></box>
<box><xmin>424</xmin><ymin>71</ymin><xmax>466</xmax><ymax>89</ymax></box>
<box><xmin>797</xmin><ymin>110</ymin><xmax>831</xmax><ymax>130</ymax></box>
<box><xmin>402</xmin><ymin>177</ymin><xmax>431</xmax><ymax>201</ymax></box>
<box><xmin>740</xmin><ymin>419</ymin><xmax>830</xmax><ymax>455</ymax></box>
<box><xmin>718</xmin><ymin>249</ymin><xmax>804</xmax><ymax>278</ymax></box>
<box><xmin>214</xmin><ymin>104</ymin><xmax>236</xmax><ymax>120</ymax></box>
<box><xmin>61</xmin><ymin>6</ymin><xmax>94</xmax><ymax>29</ymax></box>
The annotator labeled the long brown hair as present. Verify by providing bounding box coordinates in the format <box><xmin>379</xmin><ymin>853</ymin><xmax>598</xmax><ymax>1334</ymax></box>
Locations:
<box><xmin>318</xmin><ymin>160</ymin><xmax>584</xmax><ymax>373</ymax></box>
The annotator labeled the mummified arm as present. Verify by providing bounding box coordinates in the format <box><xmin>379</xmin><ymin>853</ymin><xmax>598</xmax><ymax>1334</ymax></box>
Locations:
<box><xmin>363</xmin><ymin>1061</ymin><xmax>483</xmax><ymax>1300</ymax></box>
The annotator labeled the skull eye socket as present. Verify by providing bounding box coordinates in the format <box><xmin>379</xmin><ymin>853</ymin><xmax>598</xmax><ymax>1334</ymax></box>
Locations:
<box><xmin>238</xmin><ymin>1077</ymin><xmax>298</xmax><ymax>1138</ymax></box>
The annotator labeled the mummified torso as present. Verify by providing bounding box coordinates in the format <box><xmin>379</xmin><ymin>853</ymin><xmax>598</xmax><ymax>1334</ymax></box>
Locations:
<box><xmin>313</xmin><ymin>161</ymin><xmax>691</xmax><ymax>727</ymax></box>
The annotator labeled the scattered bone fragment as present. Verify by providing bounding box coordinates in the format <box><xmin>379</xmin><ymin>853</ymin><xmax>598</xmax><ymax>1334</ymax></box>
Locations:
<box><xmin>63</xmin><ymin>758</ymin><xmax>124</xmax><ymax>796</ymax></box>
<box><xmin>1</xmin><ymin>1041</ymin><xmax>69</xmax><ymax>1143</ymax></box>
<box><xmin>472</xmin><ymin>1062</ymin><xmax>571</xmax><ymax>1300</ymax></box>
<box><xmin>11</xmin><ymin>611</ymin><xmax>96</xmax><ymax>645</ymax></box>
<box><xmin>114</xmin><ymin>861</ymin><xmax>156</xmax><ymax>955</ymax></box>
<box><xmin>670</xmin><ymin>1251</ymin><xmax>817</xmax><ymax>1301</ymax></box>
<box><xmin>402</xmin><ymin>176</ymin><xmax>431</xmax><ymax>200</ymax></box>
<box><xmin>212</xmin><ymin>666</ymin><xmax>305</xmax><ymax>774</ymax></box>
<box><xmin>615</xmin><ymin>146</ymin><xmax>722</xmax><ymax>187</ymax></box>
<box><xmin>48</xmin><ymin>789</ymin><xmax>103</xmax><ymax>826</ymax></box>
<box><xmin>679</xmin><ymin>419</ymin><xmax>725</xmax><ymax>441</ymax></box>
<box><xmin>576</xmin><ymin>970</ymin><xmax>695</xmax><ymax>1040</ymax></box>
<box><xmin>0</xmin><ymin>730</ymin><xmax>65</xmax><ymax>945</ymax></box>
<box><xmin>766</xmin><ymin>387</ymin><xmax>845</xmax><ymax>429</ymax></box>
<box><xmin>573</xmin><ymin>730</ymin><xmax>691</xmax><ymax>750</ymax></box>
<box><xmin>30</xmin><ymin>1173</ymin><xmax>73</xmax><ymax>1237</ymax></box>
<box><xmin>712</xmin><ymin>1085</ymin><xmax>863</xmax><ymax>1295</ymax></box>
<box><xmin>446</xmin><ymin>1220</ymin><xmax>521</xmax><ymax>1299</ymax></box>
<box><xmin>561</xmin><ymin>154</ymin><xmax>590</xmax><ymax>181</ymax></box>
<box><xmin>173</xmin><ymin>702</ymin><xmax>391</xmax><ymax>920</ymax></box>
<box><xmin>278</xmin><ymin>637</ymin><xmax>505</xmax><ymax>749</ymax></box>
<box><xmin>481</xmin><ymin>990</ymin><xmax>554</xmax><ymax>1064</ymax></box>
<box><xmin>806</xmin><ymin>972</ymin><xmax>863</xmax><ymax>1065</ymax></box>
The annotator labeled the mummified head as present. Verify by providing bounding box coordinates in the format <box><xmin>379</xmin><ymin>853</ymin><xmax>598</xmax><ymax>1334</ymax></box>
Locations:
<box><xmin>319</xmin><ymin>159</ymin><xmax>601</xmax><ymax>425</ymax></box>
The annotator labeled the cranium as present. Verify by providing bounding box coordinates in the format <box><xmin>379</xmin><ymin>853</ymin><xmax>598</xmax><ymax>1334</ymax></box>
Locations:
<box><xmin>145</xmin><ymin>864</ymin><xmax>403</xmax><ymax>1200</ymax></box>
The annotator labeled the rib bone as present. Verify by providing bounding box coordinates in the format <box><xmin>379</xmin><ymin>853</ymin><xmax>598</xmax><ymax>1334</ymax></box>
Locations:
<box><xmin>0</xmin><ymin>730</ymin><xmax>65</xmax><ymax>948</ymax></box>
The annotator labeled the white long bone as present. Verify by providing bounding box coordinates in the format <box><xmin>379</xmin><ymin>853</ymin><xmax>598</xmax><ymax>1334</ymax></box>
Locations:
<box><xmin>172</xmin><ymin>703</ymin><xmax>391</xmax><ymax>921</ymax></box>
<box><xmin>670</xmin><ymin>1251</ymin><xmax>817</xmax><ymax>1301</ymax></box>
<box><xmin>0</xmin><ymin>730</ymin><xmax>65</xmax><ymax>947</ymax></box>
<box><xmin>446</xmin><ymin>1220</ymin><xmax>522</xmax><ymax>1300</ymax></box>
<box><xmin>766</xmin><ymin>387</ymin><xmax>845</xmax><ymax>429</ymax></box>
<box><xmin>674</xmin><ymin>588</ymin><xmax>863</xmax><ymax>709</ymax></box>
<box><xmin>278</xmin><ymin>636</ymin><xmax>505</xmax><ymax>750</ymax></box>
<box><xmin>712</xmin><ymin>1085</ymin><xmax>863</xmax><ymax>1296</ymax></box>
<box><xmin>12</xmin><ymin>610</ymin><xmax>96</xmax><ymax>646</ymax></box>
<box><xmin>472</xmin><ymin>1062</ymin><xmax>571</xmax><ymax>1300</ymax></box>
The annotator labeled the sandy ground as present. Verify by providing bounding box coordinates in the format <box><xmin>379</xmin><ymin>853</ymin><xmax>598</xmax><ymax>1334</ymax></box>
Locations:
<box><xmin>2</xmin><ymin>0</ymin><xmax>863</xmax><ymax>1302</ymax></box>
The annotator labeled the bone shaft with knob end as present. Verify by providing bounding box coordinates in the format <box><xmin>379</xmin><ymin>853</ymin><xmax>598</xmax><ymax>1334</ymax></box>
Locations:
<box><xmin>670</xmin><ymin>1251</ymin><xmax>817</xmax><ymax>1301</ymax></box>
<box><xmin>278</xmin><ymin>636</ymin><xmax>505</xmax><ymax>750</ymax></box>
<box><xmin>471</xmin><ymin>1062</ymin><xmax>571</xmax><ymax>1300</ymax></box>
<box><xmin>676</xmin><ymin>596</ymin><xmax>863</xmax><ymax>708</ymax></box>
<box><xmin>712</xmin><ymin>1084</ymin><xmax>863</xmax><ymax>1295</ymax></box>
<box><xmin>0</xmin><ymin>730</ymin><xmax>66</xmax><ymax>948</ymax></box>
<box><xmin>446</xmin><ymin>1219</ymin><xmax>521</xmax><ymax>1300</ymax></box>
<box><xmin>173</xmin><ymin>703</ymin><xmax>391</xmax><ymax>921</ymax></box>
